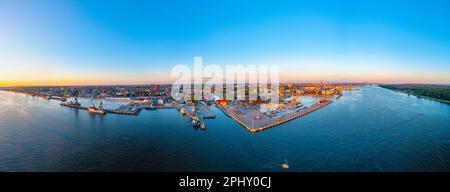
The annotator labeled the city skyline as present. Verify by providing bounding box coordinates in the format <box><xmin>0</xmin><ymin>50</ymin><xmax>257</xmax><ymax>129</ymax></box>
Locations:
<box><xmin>1</xmin><ymin>0</ymin><xmax>450</xmax><ymax>87</ymax></box>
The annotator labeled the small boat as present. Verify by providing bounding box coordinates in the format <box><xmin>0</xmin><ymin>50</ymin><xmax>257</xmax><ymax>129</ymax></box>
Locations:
<box><xmin>179</xmin><ymin>107</ymin><xmax>186</xmax><ymax>115</ymax></box>
<box><xmin>200</xmin><ymin>122</ymin><xmax>206</xmax><ymax>129</ymax></box>
<box><xmin>281</xmin><ymin>158</ymin><xmax>289</xmax><ymax>169</ymax></box>
<box><xmin>192</xmin><ymin>117</ymin><xmax>201</xmax><ymax>127</ymax></box>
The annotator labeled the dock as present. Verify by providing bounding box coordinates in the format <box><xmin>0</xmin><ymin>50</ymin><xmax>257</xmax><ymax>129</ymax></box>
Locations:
<box><xmin>60</xmin><ymin>96</ymin><xmax>333</xmax><ymax>132</ymax></box>
<box><xmin>60</xmin><ymin>102</ymin><xmax>140</xmax><ymax>115</ymax></box>
<box><xmin>218</xmin><ymin>100</ymin><xmax>333</xmax><ymax>133</ymax></box>
<box><xmin>60</xmin><ymin>101</ymin><xmax>176</xmax><ymax>116</ymax></box>
<box><xmin>179</xmin><ymin>102</ymin><xmax>215</xmax><ymax>129</ymax></box>
<box><xmin>181</xmin><ymin>103</ymin><xmax>215</xmax><ymax>119</ymax></box>
<box><xmin>60</xmin><ymin>103</ymin><xmax>88</xmax><ymax>110</ymax></box>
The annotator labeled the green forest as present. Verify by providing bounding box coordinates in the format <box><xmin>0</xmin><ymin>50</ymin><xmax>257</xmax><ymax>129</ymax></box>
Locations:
<box><xmin>379</xmin><ymin>84</ymin><xmax>450</xmax><ymax>102</ymax></box>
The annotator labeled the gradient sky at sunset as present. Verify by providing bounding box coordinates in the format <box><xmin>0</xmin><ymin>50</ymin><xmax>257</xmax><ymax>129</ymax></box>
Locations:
<box><xmin>1</xmin><ymin>0</ymin><xmax>450</xmax><ymax>86</ymax></box>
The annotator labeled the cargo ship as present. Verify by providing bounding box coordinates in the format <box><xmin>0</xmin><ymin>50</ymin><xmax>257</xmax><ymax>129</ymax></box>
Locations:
<box><xmin>60</xmin><ymin>98</ymin><xmax>83</xmax><ymax>108</ymax></box>
<box><xmin>87</xmin><ymin>102</ymin><xmax>106</xmax><ymax>115</ymax></box>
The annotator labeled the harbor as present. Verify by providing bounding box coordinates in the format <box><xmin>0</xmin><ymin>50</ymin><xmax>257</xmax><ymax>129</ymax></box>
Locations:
<box><xmin>60</xmin><ymin>96</ymin><xmax>334</xmax><ymax>132</ymax></box>
<box><xmin>1</xmin><ymin>86</ymin><xmax>450</xmax><ymax>171</ymax></box>
<box><xmin>60</xmin><ymin>96</ymin><xmax>178</xmax><ymax>116</ymax></box>
<box><xmin>217</xmin><ymin>99</ymin><xmax>334</xmax><ymax>133</ymax></box>
<box><xmin>4</xmin><ymin>83</ymin><xmax>358</xmax><ymax>132</ymax></box>
<box><xmin>178</xmin><ymin>101</ymin><xmax>216</xmax><ymax>129</ymax></box>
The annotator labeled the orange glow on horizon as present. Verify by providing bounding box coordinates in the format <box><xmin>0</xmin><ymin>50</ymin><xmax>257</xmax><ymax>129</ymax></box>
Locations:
<box><xmin>1</xmin><ymin>71</ymin><xmax>449</xmax><ymax>87</ymax></box>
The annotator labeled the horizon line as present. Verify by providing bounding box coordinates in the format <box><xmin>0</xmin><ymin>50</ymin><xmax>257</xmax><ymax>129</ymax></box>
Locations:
<box><xmin>1</xmin><ymin>81</ymin><xmax>450</xmax><ymax>88</ymax></box>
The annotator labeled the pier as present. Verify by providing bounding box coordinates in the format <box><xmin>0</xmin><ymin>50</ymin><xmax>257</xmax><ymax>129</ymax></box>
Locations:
<box><xmin>60</xmin><ymin>102</ymin><xmax>140</xmax><ymax>115</ymax></box>
<box><xmin>181</xmin><ymin>103</ymin><xmax>215</xmax><ymax>119</ymax></box>
<box><xmin>60</xmin><ymin>103</ymin><xmax>88</xmax><ymax>110</ymax></box>
<box><xmin>218</xmin><ymin>100</ymin><xmax>334</xmax><ymax>133</ymax></box>
<box><xmin>178</xmin><ymin>102</ymin><xmax>215</xmax><ymax>129</ymax></box>
<box><xmin>60</xmin><ymin>101</ymin><xmax>177</xmax><ymax>116</ymax></box>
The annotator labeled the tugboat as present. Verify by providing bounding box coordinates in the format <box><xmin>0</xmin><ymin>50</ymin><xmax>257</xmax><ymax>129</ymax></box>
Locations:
<box><xmin>192</xmin><ymin>116</ymin><xmax>201</xmax><ymax>127</ymax></box>
<box><xmin>88</xmin><ymin>102</ymin><xmax>106</xmax><ymax>115</ymax></box>
<box><xmin>199</xmin><ymin>117</ymin><xmax>206</xmax><ymax>130</ymax></box>
<box><xmin>179</xmin><ymin>107</ymin><xmax>186</xmax><ymax>116</ymax></box>
<box><xmin>200</xmin><ymin>122</ymin><xmax>206</xmax><ymax>130</ymax></box>
<box><xmin>319</xmin><ymin>98</ymin><xmax>327</xmax><ymax>103</ymax></box>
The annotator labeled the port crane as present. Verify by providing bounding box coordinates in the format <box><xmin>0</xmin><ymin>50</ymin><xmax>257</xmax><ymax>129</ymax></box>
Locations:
<box><xmin>314</xmin><ymin>81</ymin><xmax>327</xmax><ymax>103</ymax></box>
<box><xmin>315</xmin><ymin>81</ymin><xmax>325</xmax><ymax>97</ymax></box>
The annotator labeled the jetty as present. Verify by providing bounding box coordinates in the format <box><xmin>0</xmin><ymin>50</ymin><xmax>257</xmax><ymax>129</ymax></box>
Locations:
<box><xmin>179</xmin><ymin>102</ymin><xmax>215</xmax><ymax>129</ymax></box>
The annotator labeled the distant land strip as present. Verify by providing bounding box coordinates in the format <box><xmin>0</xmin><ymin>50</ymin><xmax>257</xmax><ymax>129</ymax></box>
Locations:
<box><xmin>379</xmin><ymin>84</ymin><xmax>450</xmax><ymax>104</ymax></box>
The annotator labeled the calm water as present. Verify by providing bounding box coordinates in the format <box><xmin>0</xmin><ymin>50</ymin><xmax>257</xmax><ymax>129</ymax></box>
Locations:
<box><xmin>0</xmin><ymin>86</ymin><xmax>449</xmax><ymax>171</ymax></box>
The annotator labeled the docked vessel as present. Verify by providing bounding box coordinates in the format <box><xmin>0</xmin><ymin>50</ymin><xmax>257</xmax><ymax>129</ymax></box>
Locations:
<box><xmin>179</xmin><ymin>107</ymin><xmax>186</xmax><ymax>115</ymax></box>
<box><xmin>73</xmin><ymin>98</ymin><xmax>81</xmax><ymax>106</ymax></box>
<box><xmin>60</xmin><ymin>97</ymin><xmax>82</xmax><ymax>107</ymax></box>
<box><xmin>87</xmin><ymin>102</ymin><xmax>106</xmax><ymax>115</ymax></box>
<box><xmin>200</xmin><ymin>122</ymin><xmax>206</xmax><ymax>130</ymax></box>
<box><xmin>192</xmin><ymin>116</ymin><xmax>201</xmax><ymax>127</ymax></box>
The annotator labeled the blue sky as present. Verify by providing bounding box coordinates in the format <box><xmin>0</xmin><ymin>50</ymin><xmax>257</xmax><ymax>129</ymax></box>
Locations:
<box><xmin>0</xmin><ymin>0</ymin><xmax>449</xmax><ymax>85</ymax></box>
